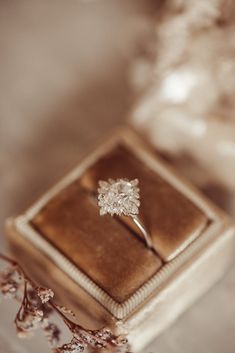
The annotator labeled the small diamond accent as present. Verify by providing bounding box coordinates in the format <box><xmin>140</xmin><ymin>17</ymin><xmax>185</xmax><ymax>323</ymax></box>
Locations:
<box><xmin>97</xmin><ymin>178</ymin><xmax>140</xmax><ymax>217</ymax></box>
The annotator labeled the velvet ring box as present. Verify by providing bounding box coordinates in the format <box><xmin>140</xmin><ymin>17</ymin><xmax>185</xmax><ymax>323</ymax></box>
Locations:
<box><xmin>6</xmin><ymin>128</ymin><xmax>235</xmax><ymax>351</ymax></box>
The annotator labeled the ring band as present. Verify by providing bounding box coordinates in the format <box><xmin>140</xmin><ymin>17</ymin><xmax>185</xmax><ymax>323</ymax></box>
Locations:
<box><xmin>97</xmin><ymin>178</ymin><xmax>153</xmax><ymax>249</ymax></box>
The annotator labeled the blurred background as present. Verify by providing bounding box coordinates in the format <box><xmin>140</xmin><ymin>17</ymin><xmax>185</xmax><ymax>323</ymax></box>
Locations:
<box><xmin>0</xmin><ymin>0</ymin><xmax>235</xmax><ymax>352</ymax></box>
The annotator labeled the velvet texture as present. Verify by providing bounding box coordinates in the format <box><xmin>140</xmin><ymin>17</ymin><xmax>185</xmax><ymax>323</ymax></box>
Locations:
<box><xmin>80</xmin><ymin>145</ymin><xmax>208</xmax><ymax>260</ymax></box>
<box><xmin>32</xmin><ymin>184</ymin><xmax>161</xmax><ymax>303</ymax></box>
<box><xmin>31</xmin><ymin>143</ymin><xmax>208</xmax><ymax>303</ymax></box>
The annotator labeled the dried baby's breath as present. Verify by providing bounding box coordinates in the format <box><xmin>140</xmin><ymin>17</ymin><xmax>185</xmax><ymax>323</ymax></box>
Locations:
<box><xmin>36</xmin><ymin>286</ymin><xmax>54</xmax><ymax>303</ymax></box>
<box><xmin>55</xmin><ymin>305</ymin><xmax>75</xmax><ymax>317</ymax></box>
<box><xmin>0</xmin><ymin>252</ymin><xmax>130</xmax><ymax>353</ymax></box>
<box><xmin>42</xmin><ymin>319</ymin><xmax>61</xmax><ymax>347</ymax></box>
<box><xmin>0</xmin><ymin>265</ymin><xmax>21</xmax><ymax>299</ymax></box>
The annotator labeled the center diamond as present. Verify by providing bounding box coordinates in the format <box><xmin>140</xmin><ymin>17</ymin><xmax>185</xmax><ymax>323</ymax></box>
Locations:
<box><xmin>97</xmin><ymin>178</ymin><xmax>140</xmax><ymax>217</ymax></box>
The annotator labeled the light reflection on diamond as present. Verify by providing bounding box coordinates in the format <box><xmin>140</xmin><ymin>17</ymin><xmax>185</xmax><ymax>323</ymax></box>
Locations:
<box><xmin>97</xmin><ymin>178</ymin><xmax>140</xmax><ymax>217</ymax></box>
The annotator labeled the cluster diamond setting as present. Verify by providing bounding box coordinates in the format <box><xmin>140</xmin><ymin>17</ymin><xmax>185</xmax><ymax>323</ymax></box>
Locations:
<box><xmin>97</xmin><ymin>178</ymin><xmax>140</xmax><ymax>217</ymax></box>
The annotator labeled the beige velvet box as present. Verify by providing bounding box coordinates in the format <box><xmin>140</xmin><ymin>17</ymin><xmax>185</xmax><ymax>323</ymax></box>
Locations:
<box><xmin>6</xmin><ymin>128</ymin><xmax>235</xmax><ymax>352</ymax></box>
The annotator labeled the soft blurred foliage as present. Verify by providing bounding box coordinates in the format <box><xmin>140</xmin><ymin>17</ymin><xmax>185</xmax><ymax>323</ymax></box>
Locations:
<box><xmin>132</xmin><ymin>0</ymin><xmax>235</xmax><ymax>207</ymax></box>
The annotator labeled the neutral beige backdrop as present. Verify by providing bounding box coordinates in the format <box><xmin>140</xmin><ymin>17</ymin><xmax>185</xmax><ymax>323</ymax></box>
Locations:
<box><xmin>0</xmin><ymin>1</ymin><xmax>234</xmax><ymax>352</ymax></box>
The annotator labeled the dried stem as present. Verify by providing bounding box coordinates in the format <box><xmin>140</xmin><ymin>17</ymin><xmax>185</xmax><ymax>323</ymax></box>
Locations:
<box><xmin>0</xmin><ymin>253</ymin><xmax>18</xmax><ymax>266</ymax></box>
<box><xmin>0</xmin><ymin>252</ymin><xmax>130</xmax><ymax>353</ymax></box>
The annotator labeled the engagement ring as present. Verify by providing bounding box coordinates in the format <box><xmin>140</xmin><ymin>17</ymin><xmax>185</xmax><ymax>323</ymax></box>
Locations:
<box><xmin>97</xmin><ymin>178</ymin><xmax>152</xmax><ymax>249</ymax></box>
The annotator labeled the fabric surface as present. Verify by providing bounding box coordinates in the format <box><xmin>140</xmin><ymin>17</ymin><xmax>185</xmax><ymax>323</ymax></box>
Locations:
<box><xmin>0</xmin><ymin>1</ymin><xmax>235</xmax><ymax>352</ymax></box>
<box><xmin>32</xmin><ymin>180</ymin><xmax>161</xmax><ymax>303</ymax></box>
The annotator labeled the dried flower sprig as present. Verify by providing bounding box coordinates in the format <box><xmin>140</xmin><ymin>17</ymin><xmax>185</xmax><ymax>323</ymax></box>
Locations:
<box><xmin>0</xmin><ymin>252</ymin><xmax>130</xmax><ymax>353</ymax></box>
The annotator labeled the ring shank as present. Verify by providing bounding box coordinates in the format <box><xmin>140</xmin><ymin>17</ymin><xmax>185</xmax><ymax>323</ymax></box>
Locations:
<box><xmin>132</xmin><ymin>215</ymin><xmax>153</xmax><ymax>249</ymax></box>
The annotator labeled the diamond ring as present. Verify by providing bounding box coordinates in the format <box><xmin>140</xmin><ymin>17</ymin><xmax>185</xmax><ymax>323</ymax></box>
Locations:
<box><xmin>97</xmin><ymin>178</ymin><xmax>153</xmax><ymax>249</ymax></box>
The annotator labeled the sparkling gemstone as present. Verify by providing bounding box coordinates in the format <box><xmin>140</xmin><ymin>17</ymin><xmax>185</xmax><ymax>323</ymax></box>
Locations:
<box><xmin>97</xmin><ymin>178</ymin><xmax>140</xmax><ymax>217</ymax></box>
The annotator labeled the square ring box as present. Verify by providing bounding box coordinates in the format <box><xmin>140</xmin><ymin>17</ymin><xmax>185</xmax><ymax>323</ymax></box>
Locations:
<box><xmin>6</xmin><ymin>127</ymin><xmax>235</xmax><ymax>351</ymax></box>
